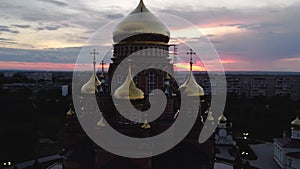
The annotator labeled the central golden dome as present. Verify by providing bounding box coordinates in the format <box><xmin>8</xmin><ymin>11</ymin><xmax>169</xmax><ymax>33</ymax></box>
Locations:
<box><xmin>113</xmin><ymin>0</ymin><xmax>170</xmax><ymax>43</ymax></box>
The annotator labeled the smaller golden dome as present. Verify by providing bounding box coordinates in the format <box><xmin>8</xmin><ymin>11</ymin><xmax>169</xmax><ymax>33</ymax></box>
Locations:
<box><xmin>81</xmin><ymin>73</ymin><xmax>101</xmax><ymax>94</ymax></box>
<box><xmin>114</xmin><ymin>64</ymin><xmax>144</xmax><ymax>100</ymax></box>
<box><xmin>66</xmin><ymin>108</ymin><xmax>74</xmax><ymax>116</ymax></box>
<box><xmin>218</xmin><ymin>115</ymin><xmax>227</xmax><ymax>123</ymax></box>
<box><xmin>141</xmin><ymin>119</ymin><xmax>151</xmax><ymax>129</ymax></box>
<box><xmin>97</xmin><ymin>117</ymin><xmax>106</xmax><ymax>127</ymax></box>
<box><xmin>100</xmin><ymin>72</ymin><xmax>105</xmax><ymax>79</ymax></box>
<box><xmin>179</xmin><ymin>71</ymin><xmax>205</xmax><ymax>96</ymax></box>
<box><xmin>291</xmin><ymin>117</ymin><xmax>300</xmax><ymax>126</ymax></box>
<box><xmin>205</xmin><ymin>108</ymin><xmax>214</xmax><ymax>121</ymax></box>
<box><xmin>165</xmin><ymin>73</ymin><xmax>171</xmax><ymax>80</ymax></box>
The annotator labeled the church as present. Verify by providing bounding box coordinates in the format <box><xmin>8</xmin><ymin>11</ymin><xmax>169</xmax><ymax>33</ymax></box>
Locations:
<box><xmin>63</xmin><ymin>1</ymin><xmax>216</xmax><ymax>169</ymax></box>
<box><xmin>273</xmin><ymin>117</ymin><xmax>300</xmax><ymax>169</ymax></box>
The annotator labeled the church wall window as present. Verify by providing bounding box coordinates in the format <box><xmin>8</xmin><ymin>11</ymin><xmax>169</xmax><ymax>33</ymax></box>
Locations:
<box><xmin>147</xmin><ymin>72</ymin><xmax>156</xmax><ymax>94</ymax></box>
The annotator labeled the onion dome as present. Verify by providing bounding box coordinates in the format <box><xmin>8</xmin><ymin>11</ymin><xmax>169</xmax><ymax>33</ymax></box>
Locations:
<box><xmin>81</xmin><ymin>49</ymin><xmax>101</xmax><ymax>94</ymax></box>
<box><xmin>81</xmin><ymin>73</ymin><xmax>101</xmax><ymax>94</ymax></box>
<box><xmin>113</xmin><ymin>0</ymin><xmax>170</xmax><ymax>43</ymax></box>
<box><xmin>114</xmin><ymin>63</ymin><xmax>144</xmax><ymax>100</ymax></box>
<box><xmin>66</xmin><ymin>108</ymin><xmax>75</xmax><ymax>116</ymax></box>
<box><xmin>205</xmin><ymin>108</ymin><xmax>214</xmax><ymax>121</ymax></box>
<box><xmin>218</xmin><ymin>115</ymin><xmax>227</xmax><ymax>123</ymax></box>
<box><xmin>100</xmin><ymin>72</ymin><xmax>105</xmax><ymax>79</ymax></box>
<box><xmin>97</xmin><ymin>117</ymin><xmax>106</xmax><ymax>127</ymax></box>
<box><xmin>291</xmin><ymin>117</ymin><xmax>300</xmax><ymax>126</ymax></box>
<box><xmin>165</xmin><ymin>73</ymin><xmax>171</xmax><ymax>80</ymax></box>
<box><xmin>141</xmin><ymin>119</ymin><xmax>151</xmax><ymax>129</ymax></box>
<box><xmin>178</xmin><ymin>52</ymin><xmax>204</xmax><ymax>96</ymax></box>
<box><xmin>179</xmin><ymin>71</ymin><xmax>205</xmax><ymax>96</ymax></box>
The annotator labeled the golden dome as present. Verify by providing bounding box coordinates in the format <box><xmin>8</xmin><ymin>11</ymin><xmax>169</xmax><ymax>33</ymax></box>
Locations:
<box><xmin>205</xmin><ymin>108</ymin><xmax>214</xmax><ymax>121</ymax></box>
<box><xmin>114</xmin><ymin>64</ymin><xmax>144</xmax><ymax>100</ymax></box>
<box><xmin>165</xmin><ymin>73</ymin><xmax>171</xmax><ymax>80</ymax></box>
<box><xmin>81</xmin><ymin>73</ymin><xmax>101</xmax><ymax>94</ymax></box>
<box><xmin>113</xmin><ymin>0</ymin><xmax>170</xmax><ymax>43</ymax></box>
<box><xmin>66</xmin><ymin>108</ymin><xmax>75</xmax><ymax>116</ymax></box>
<box><xmin>97</xmin><ymin>117</ymin><xmax>106</xmax><ymax>127</ymax></box>
<box><xmin>291</xmin><ymin>117</ymin><xmax>300</xmax><ymax>126</ymax></box>
<box><xmin>218</xmin><ymin>115</ymin><xmax>227</xmax><ymax>123</ymax></box>
<box><xmin>179</xmin><ymin>71</ymin><xmax>205</xmax><ymax>96</ymax></box>
<box><xmin>100</xmin><ymin>72</ymin><xmax>105</xmax><ymax>79</ymax></box>
<box><xmin>141</xmin><ymin>119</ymin><xmax>151</xmax><ymax>129</ymax></box>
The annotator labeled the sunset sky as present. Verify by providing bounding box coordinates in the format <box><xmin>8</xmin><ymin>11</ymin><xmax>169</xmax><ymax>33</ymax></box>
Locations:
<box><xmin>0</xmin><ymin>0</ymin><xmax>300</xmax><ymax>71</ymax></box>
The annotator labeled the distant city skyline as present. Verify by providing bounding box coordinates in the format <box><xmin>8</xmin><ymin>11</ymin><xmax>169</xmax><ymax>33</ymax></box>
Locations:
<box><xmin>0</xmin><ymin>0</ymin><xmax>300</xmax><ymax>71</ymax></box>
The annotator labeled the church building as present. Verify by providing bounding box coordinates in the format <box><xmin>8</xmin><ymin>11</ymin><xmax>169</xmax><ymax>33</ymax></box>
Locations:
<box><xmin>63</xmin><ymin>1</ymin><xmax>216</xmax><ymax>169</ymax></box>
<box><xmin>274</xmin><ymin>117</ymin><xmax>300</xmax><ymax>169</ymax></box>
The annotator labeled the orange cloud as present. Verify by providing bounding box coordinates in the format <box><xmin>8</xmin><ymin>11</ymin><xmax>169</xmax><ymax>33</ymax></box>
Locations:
<box><xmin>174</xmin><ymin>62</ymin><xmax>206</xmax><ymax>71</ymax></box>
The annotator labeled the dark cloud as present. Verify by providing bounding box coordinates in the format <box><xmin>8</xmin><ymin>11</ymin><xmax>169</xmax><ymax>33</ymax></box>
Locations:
<box><xmin>0</xmin><ymin>0</ymin><xmax>300</xmax><ymax>71</ymax></box>
<box><xmin>35</xmin><ymin>25</ymin><xmax>62</xmax><ymax>31</ymax></box>
<box><xmin>11</xmin><ymin>24</ymin><xmax>31</xmax><ymax>29</ymax></box>
<box><xmin>0</xmin><ymin>47</ymin><xmax>80</xmax><ymax>63</ymax></box>
<box><xmin>0</xmin><ymin>41</ymin><xmax>18</xmax><ymax>45</ymax></box>
<box><xmin>0</xmin><ymin>38</ymin><xmax>13</xmax><ymax>41</ymax></box>
<box><xmin>0</xmin><ymin>38</ymin><xmax>18</xmax><ymax>45</ymax></box>
<box><xmin>44</xmin><ymin>25</ymin><xmax>61</xmax><ymax>30</ymax></box>
<box><xmin>0</xmin><ymin>46</ymin><xmax>113</xmax><ymax>64</ymax></box>
<box><xmin>37</xmin><ymin>0</ymin><xmax>68</xmax><ymax>7</ymax></box>
<box><xmin>162</xmin><ymin>4</ymin><xmax>300</xmax><ymax>64</ymax></box>
<box><xmin>104</xmin><ymin>14</ymin><xmax>124</xmax><ymax>20</ymax></box>
<box><xmin>0</xmin><ymin>25</ymin><xmax>19</xmax><ymax>34</ymax></box>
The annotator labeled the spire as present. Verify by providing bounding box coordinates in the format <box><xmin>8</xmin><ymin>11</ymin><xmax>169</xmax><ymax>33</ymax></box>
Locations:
<box><xmin>131</xmin><ymin>0</ymin><xmax>150</xmax><ymax>14</ymax></box>
<box><xmin>92</xmin><ymin>49</ymin><xmax>98</xmax><ymax>75</ymax></box>
<box><xmin>114</xmin><ymin>60</ymin><xmax>144</xmax><ymax>100</ymax></box>
<box><xmin>81</xmin><ymin>49</ymin><xmax>101</xmax><ymax>94</ymax></box>
<box><xmin>187</xmin><ymin>48</ymin><xmax>196</xmax><ymax>72</ymax></box>
<box><xmin>100</xmin><ymin>60</ymin><xmax>105</xmax><ymax>79</ymax></box>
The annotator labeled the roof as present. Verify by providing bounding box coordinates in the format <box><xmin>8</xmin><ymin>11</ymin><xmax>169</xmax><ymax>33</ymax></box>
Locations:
<box><xmin>178</xmin><ymin>71</ymin><xmax>205</xmax><ymax>96</ymax></box>
<box><xmin>286</xmin><ymin>151</ymin><xmax>300</xmax><ymax>159</ymax></box>
<box><xmin>81</xmin><ymin>72</ymin><xmax>101</xmax><ymax>94</ymax></box>
<box><xmin>218</xmin><ymin>115</ymin><xmax>227</xmax><ymax>123</ymax></box>
<box><xmin>275</xmin><ymin>138</ymin><xmax>300</xmax><ymax>148</ymax></box>
<box><xmin>114</xmin><ymin>64</ymin><xmax>144</xmax><ymax>100</ymax></box>
<box><xmin>291</xmin><ymin>117</ymin><xmax>300</xmax><ymax>126</ymax></box>
<box><xmin>66</xmin><ymin>108</ymin><xmax>74</xmax><ymax>116</ymax></box>
<box><xmin>113</xmin><ymin>0</ymin><xmax>170</xmax><ymax>43</ymax></box>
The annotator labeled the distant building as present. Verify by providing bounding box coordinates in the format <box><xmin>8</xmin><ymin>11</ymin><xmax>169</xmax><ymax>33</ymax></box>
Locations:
<box><xmin>190</xmin><ymin>72</ymin><xmax>300</xmax><ymax>100</ymax></box>
<box><xmin>226</xmin><ymin>77</ymin><xmax>241</xmax><ymax>96</ymax></box>
<box><xmin>273</xmin><ymin>117</ymin><xmax>300</xmax><ymax>169</ymax></box>
<box><xmin>26</xmin><ymin>72</ymin><xmax>53</xmax><ymax>81</ymax></box>
<box><xmin>3</xmin><ymin>72</ymin><xmax>15</xmax><ymax>77</ymax></box>
<box><xmin>250</xmin><ymin>78</ymin><xmax>266</xmax><ymax>97</ymax></box>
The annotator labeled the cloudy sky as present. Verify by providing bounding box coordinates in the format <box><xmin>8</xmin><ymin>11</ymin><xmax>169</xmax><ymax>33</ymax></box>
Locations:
<box><xmin>0</xmin><ymin>0</ymin><xmax>300</xmax><ymax>71</ymax></box>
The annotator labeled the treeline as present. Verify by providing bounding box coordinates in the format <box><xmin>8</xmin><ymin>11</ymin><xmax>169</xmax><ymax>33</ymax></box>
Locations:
<box><xmin>224</xmin><ymin>94</ymin><xmax>300</xmax><ymax>141</ymax></box>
